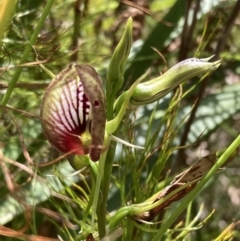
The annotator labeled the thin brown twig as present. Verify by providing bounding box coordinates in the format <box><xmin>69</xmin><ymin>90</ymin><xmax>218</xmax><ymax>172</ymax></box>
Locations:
<box><xmin>0</xmin><ymin>150</ymin><xmax>77</xmax><ymax>230</ymax></box>
<box><xmin>121</xmin><ymin>0</ymin><xmax>162</xmax><ymax>23</ymax></box>
<box><xmin>179</xmin><ymin>0</ymin><xmax>201</xmax><ymax>61</ymax></box>
<box><xmin>0</xmin><ymin>82</ymin><xmax>48</xmax><ymax>90</ymax></box>
<box><xmin>176</xmin><ymin>76</ymin><xmax>210</xmax><ymax>165</ymax></box>
<box><xmin>0</xmin><ymin>155</ymin><xmax>15</xmax><ymax>192</ymax></box>
<box><xmin>0</xmin><ymin>225</ymin><xmax>60</xmax><ymax>241</ymax></box>
<box><xmin>178</xmin><ymin>0</ymin><xmax>192</xmax><ymax>61</ymax></box>
<box><xmin>0</xmin><ymin>59</ymin><xmax>49</xmax><ymax>71</ymax></box>
<box><xmin>214</xmin><ymin>0</ymin><xmax>240</xmax><ymax>59</ymax></box>
<box><xmin>0</xmin><ymin>149</ymin><xmax>34</xmax><ymax>228</ymax></box>
<box><xmin>8</xmin><ymin>112</ymin><xmax>34</xmax><ymax>165</ymax></box>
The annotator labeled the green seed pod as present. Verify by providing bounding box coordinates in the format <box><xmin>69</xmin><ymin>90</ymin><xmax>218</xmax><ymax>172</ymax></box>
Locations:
<box><xmin>40</xmin><ymin>64</ymin><xmax>106</xmax><ymax>162</ymax></box>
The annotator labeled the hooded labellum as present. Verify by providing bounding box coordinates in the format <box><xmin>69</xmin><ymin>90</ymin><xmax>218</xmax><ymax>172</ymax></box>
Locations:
<box><xmin>40</xmin><ymin>64</ymin><xmax>106</xmax><ymax>162</ymax></box>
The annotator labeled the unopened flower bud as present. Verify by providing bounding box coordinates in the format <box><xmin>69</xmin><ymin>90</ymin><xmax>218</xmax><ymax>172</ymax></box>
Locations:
<box><xmin>131</xmin><ymin>56</ymin><xmax>221</xmax><ymax>105</ymax></box>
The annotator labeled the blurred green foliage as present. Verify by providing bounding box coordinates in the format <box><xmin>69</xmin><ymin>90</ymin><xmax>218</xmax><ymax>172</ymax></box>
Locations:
<box><xmin>0</xmin><ymin>0</ymin><xmax>240</xmax><ymax>240</ymax></box>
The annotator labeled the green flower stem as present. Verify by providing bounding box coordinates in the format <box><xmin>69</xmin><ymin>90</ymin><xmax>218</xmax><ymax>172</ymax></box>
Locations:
<box><xmin>107</xmin><ymin>95</ymin><xmax>114</xmax><ymax>121</ymax></box>
<box><xmin>97</xmin><ymin>72</ymin><xmax>149</xmax><ymax>237</ymax></box>
<box><xmin>96</xmin><ymin>47</ymin><xmax>145</xmax><ymax>238</ymax></box>
<box><xmin>96</xmin><ymin>140</ymin><xmax>117</xmax><ymax>238</ymax></box>
<box><xmin>98</xmin><ymin>20</ymin><xmax>133</xmax><ymax>233</ymax></box>
<box><xmin>1</xmin><ymin>0</ymin><xmax>55</xmax><ymax>105</ymax></box>
<box><xmin>152</xmin><ymin>134</ymin><xmax>240</xmax><ymax>241</ymax></box>
<box><xmin>185</xmin><ymin>201</ymin><xmax>192</xmax><ymax>228</ymax></box>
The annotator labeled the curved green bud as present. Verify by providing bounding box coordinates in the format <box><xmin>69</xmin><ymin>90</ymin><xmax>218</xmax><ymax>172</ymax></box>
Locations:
<box><xmin>106</xmin><ymin>18</ymin><xmax>132</xmax><ymax>111</ymax></box>
<box><xmin>131</xmin><ymin>56</ymin><xmax>221</xmax><ymax>105</ymax></box>
<box><xmin>40</xmin><ymin>64</ymin><xmax>106</xmax><ymax>165</ymax></box>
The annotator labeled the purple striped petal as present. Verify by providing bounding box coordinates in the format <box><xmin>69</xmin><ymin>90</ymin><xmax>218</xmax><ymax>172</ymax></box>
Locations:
<box><xmin>40</xmin><ymin>64</ymin><xmax>106</xmax><ymax>161</ymax></box>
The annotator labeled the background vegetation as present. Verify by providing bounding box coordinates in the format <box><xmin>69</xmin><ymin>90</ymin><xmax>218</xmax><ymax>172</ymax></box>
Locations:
<box><xmin>0</xmin><ymin>0</ymin><xmax>240</xmax><ymax>240</ymax></box>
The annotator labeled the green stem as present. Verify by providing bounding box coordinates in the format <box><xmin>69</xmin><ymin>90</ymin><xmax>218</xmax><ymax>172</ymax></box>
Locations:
<box><xmin>107</xmin><ymin>94</ymin><xmax>114</xmax><ymax>121</ymax></box>
<box><xmin>96</xmin><ymin>141</ymin><xmax>117</xmax><ymax>238</ymax></box>
<box><xmin>152</xmin><ymin>134</ymin><xmax>240</xmax><ymax>241</ymax></box>
<box><xmin>185</xmin><ymin>201</ymin><xmax>192</xmax><ymax>228</ymax></box>
<box><xmin>1</xmin><ymin>0</ymin><xmax>55</xmax><ymax>105</ymax></box>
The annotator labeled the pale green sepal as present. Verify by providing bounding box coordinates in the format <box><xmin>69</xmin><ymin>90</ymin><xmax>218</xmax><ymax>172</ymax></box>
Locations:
<box><xmin>110</xmin><ymin>134</ymin><xmax>144</xmax><ymax>149</ymax></box>
<box><xmin>106</xmin><ymin>17</ymin><xmax>132</xmax><ymax>101</ymax></box>
<box><xmin>131</xmin><ymin>57</ymin><xmax>221</xmax><ymax>105</ymax></box>
<box><xmin>40</xmin><ymin>64</ymin><xmax>56</xmax><ymax>79</ymax></box>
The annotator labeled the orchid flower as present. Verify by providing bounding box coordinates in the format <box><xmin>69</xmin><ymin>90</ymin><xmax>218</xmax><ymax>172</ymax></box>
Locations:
<box><xmin>40</xmin><ymin>63</ymin><xmax>106</xmax><ymax>163</ymax></box>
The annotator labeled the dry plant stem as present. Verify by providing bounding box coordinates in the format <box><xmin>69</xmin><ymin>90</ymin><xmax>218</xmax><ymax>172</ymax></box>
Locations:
<box><xmin>0</xmin><ymin>225</ymin><xmax>60</xmax><ymax>241</ymax></box>
<box><xmin>153</xmin><ymin>134</ymin><xmax>240</xmax><ymax>240</ymax></box>
<box><xmin>182</xmin><ymin>0</ymin><xmax>201</xmax><ymax>61</ymax></box>
<box><xmin>0</xmin><ymin>82</ymin><xmax>48</xmax><ymax>90</ymax></box>
<box><xmin>214</xmin><ymin>0</ymin><xmax>240</xmax><ymax>59</ymax></box>
<box><xmin>121</xmin><ymin>0</ymin><xmax>155</xmax><ymax>21</ymax></box>
<box><xmin>70</xmin><ymin>0</ymin><xmax>81</xmax><ymax>62</ymax></box>
<box><xmin>1</xmin><ymin>0</ymin><xmax>55</xmax><ymax>105</ymax></box>
<box><xmin>176</xmin><ymin>76</ymin><xmax>209</xmax><ymax>165</ymax></box>
<box><xmin>177</xmin><ymin>1</ymin><xmax>240</xmax><ymax>164</ymax></box>
<box><xmin>178</xmin><ymin>0</ymin><xmax>192</xmax><ymax>61</ymax></box>
<box><xmin>186</xmin><ymin>0</ymin><xmax>201</xmax><ymax>49</ymax></box>
<box><xmin>179</xmin><ymin>0</ymin><xmax>201</xmax><ymax>61</ymax></box>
